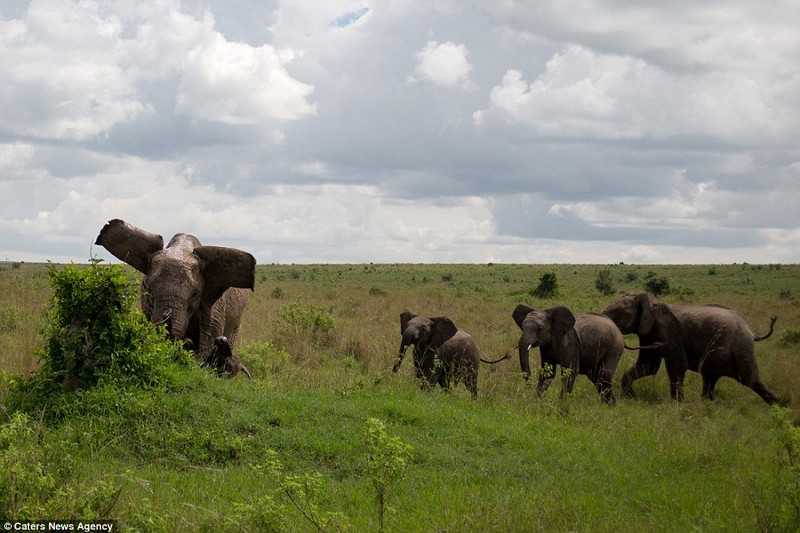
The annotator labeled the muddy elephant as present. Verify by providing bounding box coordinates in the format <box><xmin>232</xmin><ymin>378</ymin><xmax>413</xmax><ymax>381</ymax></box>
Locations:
<box><xmin>95</xmin><ymin>219</ymin><xmax>256</xmax><ymax>364</ymax></box>
<box><xmin>512</xmin><ymin>303</ymin><xmax>625</xmax><ymax>403</ymax></box>
<box><xmin>393</xmin><ymin>310</ymin><xmax>507</xmax><ymax>397</ymax></box>
<box><xmin>602</xmin><ymin>292</ymin><xmax>779</xmax><ymax>404</ymax></box>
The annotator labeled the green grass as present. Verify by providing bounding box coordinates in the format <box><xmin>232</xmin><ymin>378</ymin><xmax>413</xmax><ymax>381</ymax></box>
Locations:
<box><xmin>1</xmin><ymin>262</ymin><xmax>799</xmax><ymax>531</ymax></box>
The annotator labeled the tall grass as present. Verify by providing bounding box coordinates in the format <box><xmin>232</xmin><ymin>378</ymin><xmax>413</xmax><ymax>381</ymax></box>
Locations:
<box><xmin>1</xmin><ymin>262</ymin><xmax>798</xmax><ymax>530</ymax></box>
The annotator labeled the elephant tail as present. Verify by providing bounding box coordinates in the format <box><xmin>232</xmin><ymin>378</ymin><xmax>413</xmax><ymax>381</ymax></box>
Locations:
<box><xmin>754</xmin><ymin>316</ymin><xmax>777</xmax><ymax>341</ymax></box>
<box><xmin>624</xmin><ymin>341</ymin><xmax>666</xmax><ymax>351</ymax></box>
<box><xmin>480</xmin><ymin>352</ymin><xmax>511</xmax><ymax>364</ymax></box>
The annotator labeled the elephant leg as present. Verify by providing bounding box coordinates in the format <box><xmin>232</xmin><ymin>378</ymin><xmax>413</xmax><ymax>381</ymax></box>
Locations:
<box><xmin>465</xmin><ymin>371</ymin><xmax>478</xmax><ymax>398</ymax></box>
<box><xmin>701</xmin><ymin>373</ymin><xmax>721</xmax><ymax>400</ymax></box>
<box><xmin>427</xmin><ymin>367</ymin><xmax>447</xmax><ymax>391</ymax></box>
<box><xmin>749</xmin><ymin>381</ymin><xmax>781</xmax><ymax>405</ymax></box>
<box><xmin>595</xmin><ymin>366</ymin><xmax>616</xmax><ymax>405</ymax></box>
<box><xmin>663</xmin><ymin>357</ymin><xmax>687</xmax><ymax>401</ymax></box>
<box><xmin>536</xmin><ymin>365</ymin><xmax>554</xmax><ymax>396</ymax></box>
<box><xmin>739</xmin><ymin>368</ymin><xmax>781</xmax><ymax>405</ymax></box>
<box><xmin>622</xmin><ymin>352</ymin><xmax>662</xmax><ymax>396</ymax></box>
<box><xmin>560</xmin><ymin>366</ymin><xmax>578</xmax><ymax>401</ymax></box>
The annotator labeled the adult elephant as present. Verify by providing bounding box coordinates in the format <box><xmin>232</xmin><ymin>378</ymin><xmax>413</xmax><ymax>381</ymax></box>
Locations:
<box><xmin>392</xmin><ymin>310</ymin><xmax>508</xmax><ymax>398</ymax></box>
<box><xmin>602</xmin><ymin>292</ymin><xmax>779</xmax><ymax>404</ymax></box>
<box><xmin>512</xmin><ymin>303</ymin><xmax>625</xmax><ymax>404</ymax></box>
<box><xmin>95</xmin><ymin>219</ymin><xmax>256</xmax><ymax>364</ymax></box>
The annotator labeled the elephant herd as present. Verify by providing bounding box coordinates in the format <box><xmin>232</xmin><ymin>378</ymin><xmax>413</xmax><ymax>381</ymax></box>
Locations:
<box><xmin>95</xmin><ymin>219</ymin><xmax>782</xmax><ymax>406</ymax></box>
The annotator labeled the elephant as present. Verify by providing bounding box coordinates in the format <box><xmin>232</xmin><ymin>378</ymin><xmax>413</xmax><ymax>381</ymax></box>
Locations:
<box><xmin>209</xmin><ymin>336</ymin><xmax>252</xmax><ymax>379</ymax></box>
<box><xmin>602</xmin><ymin>292</ymin><xmax>780</xmax><ymax>404</ymax></box>
<box><xmin>512</xmin><ymin>304</ymin><xmax>625</xmax><ymax>403</ymax></box>
<box><xmin>95</xmin><ymin>219</ymin><xmax>256</xmax><ymax>364</ymax></box>
<box><xmin>392</xmin><ymin>310</ymin><xmax>508</xmax><ymax>397</ymax></box>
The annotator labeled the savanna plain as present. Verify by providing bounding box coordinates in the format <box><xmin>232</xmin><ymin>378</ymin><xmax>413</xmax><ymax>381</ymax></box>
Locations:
<box><xmin>1</xmin><ymin>262</ymin><xmax>799</xmax><ymax>532</ymax></box>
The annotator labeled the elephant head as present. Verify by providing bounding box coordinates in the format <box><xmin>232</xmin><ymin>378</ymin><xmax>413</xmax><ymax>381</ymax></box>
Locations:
<box><xmin>512</xmin><ymin>303</ymin><xmax>576</xmax><ymax>381</ymax></box>
<box><xmin>393</xmin><ymin>310</ymin><xmax>458</xmax><ymax>373</ymax></box>
<box><xmin>601</xmin><ymin>292</ymin><xmax>655</xmax><ymax>336</ymax></box>
<box><xmin>95</xmin><ymin>219</ymin><xmax>256</xmax><ymax>357</ymax></box>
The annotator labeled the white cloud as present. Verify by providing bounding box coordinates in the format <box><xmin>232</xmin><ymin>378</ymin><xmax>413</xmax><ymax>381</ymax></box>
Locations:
<box><xmin>478</xmin><ymin>43</ymin><xmax>796</xmax><ymax>144</ymax></box>
<box><xmin>412</xmin><ymin>40</ymin><xmax>475</xmax><ymax>90</ymax></box>
<box><xmin>176</xmin><ymin>35</ymin><xmax>317</xmax><ymax>124</ymax></box>
<box><xmin>0</xmin><ymin>0</ymin><xmax>316</xmax><ymax>141</ymax></box>
<box><xmin>0</xmin><ymin>1</ymin><xmax>149</xmax><ymax>140</ymax></box>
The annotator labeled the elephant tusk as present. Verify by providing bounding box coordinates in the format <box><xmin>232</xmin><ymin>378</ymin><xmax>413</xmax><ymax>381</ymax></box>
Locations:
<box><xmin>153</xmin><ymin>308</ymin><xmax>172</xmax><ymax>326</ymax></box>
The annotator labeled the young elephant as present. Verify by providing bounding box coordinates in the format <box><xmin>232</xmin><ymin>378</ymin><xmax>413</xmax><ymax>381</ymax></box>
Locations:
<box><xmin>602</xmin><ymin>292</ymin><xmax>779</xmax><ymax>404</ymax></box>
<box><xmin>208</xmin><ymin>336</ymin><xmax>252</xmax><ymax>379</ymax></box>
<box><xmin>512</xmin><ymin>303</ymin><xmax>624</xmax><ymax>403</ymax></box>
<box><xmin>393</xmin><ymin>310</ymin><xmax>507</xmax><ymax>397</ymax></box>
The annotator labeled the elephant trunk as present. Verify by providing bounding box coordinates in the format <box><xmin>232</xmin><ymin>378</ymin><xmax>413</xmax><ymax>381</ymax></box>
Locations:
<box><xmin>151</xmin><ymin>298</ymin><xmax>189</xmax><ymax>343</ymax></box>
<box><xmin>393</xmin><ymin>339</ymin><xmax>410</xmax><ymax>372</ymax></box>
<box><xmin>518</xmin><ymin>339</ymin><xmax>533</xmax><ymax>382</ymax></box>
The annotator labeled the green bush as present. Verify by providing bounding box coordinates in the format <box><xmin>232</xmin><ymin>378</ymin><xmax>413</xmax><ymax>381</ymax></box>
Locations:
<box><xmin>277</xmin><ymin>303</ymin><xmax>337</xmax><ymax>349</ymax></box>
<box><xmin>531</xmin><ymin>272</ymin><xmax>559</xmax><ymax>299</ymax></box>
<box><xmin>779</xmin><ymin>328</ymin><xmax>800</xmax><ymax>347</ymax></box>
<box><xmin>644</xmin><ymin>272</ymin><xmax>671</xmax><ymax>296</ymax></box>
<box><xmin>7</xmin><ymin>262</ymin><xmax>192</xmax><ymax>415</ymax></box>
<box><xmin>595</xmin><ymin>269</ymin><xmax>616</xmax><ymax>296</ymax></box>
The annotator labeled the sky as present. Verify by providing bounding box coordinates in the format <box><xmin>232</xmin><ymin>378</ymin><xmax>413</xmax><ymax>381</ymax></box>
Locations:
<box><xmin>1</xmin><ymin>0</ymin><xmax>799</xmax><ymax>265</ymax></box>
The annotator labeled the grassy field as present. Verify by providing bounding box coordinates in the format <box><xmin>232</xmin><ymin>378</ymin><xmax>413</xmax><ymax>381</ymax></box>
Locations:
<box><xmin>1</xmin><ymin>262</ymin><xmax>799</xmax><ymax>531</ymax></box>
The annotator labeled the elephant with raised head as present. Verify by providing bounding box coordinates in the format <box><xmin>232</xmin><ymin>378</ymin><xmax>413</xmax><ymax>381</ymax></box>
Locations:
<box><xmin>393</xmin><ymin>310</ymin><xmax>507</xmax><ymax>398</ymax></box>
<box><xmin>602</xmin><ymin>292</ymin><xmax>779</xmax><ymax>404</ymax></box>
<box><xmin>512</xmin><ymin>303</ymin><xmax>625</xmax><ymax>403</ymax></box>
<box><xmin>95</xmin><ymin>219</ymin><xmax>256</xmax><ymax>364</ymax></box>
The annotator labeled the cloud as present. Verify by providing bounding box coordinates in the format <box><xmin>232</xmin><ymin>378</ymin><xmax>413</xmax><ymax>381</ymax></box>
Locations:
<box><xmin>1</xmin><ymin>1</ymin><xmax>799</xmax><ymax>265</ymax></box>
<box><xmin>176</xmin><ymin>36</ymin><xmax>317</xmax><ymax>124</ymax></box>
<box><xmin>0</xmin><ymin>0</ymin><xmax>316</xmax><ymax>142</ymax></box>
<box><xmin>476</xmin><ymin>44</ymin><xmax>795</xmax><ymax>145</ymax></box>
<box><xmin>412</xmin><ymin>40</ymin><xmax>475</xmax><ymax>90</ymax></box>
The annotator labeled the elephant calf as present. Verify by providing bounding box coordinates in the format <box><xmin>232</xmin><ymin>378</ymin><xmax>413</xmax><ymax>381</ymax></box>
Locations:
<box><xmin>393</xmin><ymin>310</ymin><xmax>507</xmax><ymax>398</ymax></box>
<box><xmin>208</xmin><ymin>336</ymin><xmax>252</xmax><ymax>379</ymax></box>
<box><xmin>603</xmin><ymin>292</ymin><xmax>780</xmax><ymax>404</ymax></box>
<box><xmin>513</xmin><ymin>303</ymin><xmax>625</xmax><ymax>403</ymax></box>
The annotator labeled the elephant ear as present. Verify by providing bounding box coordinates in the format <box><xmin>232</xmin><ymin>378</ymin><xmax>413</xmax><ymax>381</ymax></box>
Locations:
<box><xmin>429</xmin><ymin>316</ymin><xmax>459</xmax><ymax>349</ymax></box>
<box><xmin>512</xmin><ymin>303</ymin><xmax>535</xmax><ymax>329</ymax></box>
<box><xmin>194</xmin><ymin>246</ymin><xmax>257</xmax><ymax>307</ymax></box>
<box><xmin>636</xmin><ymin>292</ymin><xmax>656</xmax><ymax>336</ymax></box>
<box><xmin>400</xmin><ymin>310</ymin><xmax>418</xmax><ymax>335</ymax></box>
<box><xmin>547</xmin><ymin>306</ymin><xmax>576</xmax><ymax>342</ymax></box>
<box><xmin>95</xmin><ymin>219</ymin><xmax>164</xmax><ymax>274</ymax></box>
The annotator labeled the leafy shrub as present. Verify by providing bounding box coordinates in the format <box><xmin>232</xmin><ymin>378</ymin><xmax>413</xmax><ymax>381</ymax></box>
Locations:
<box><xmin>276</xmin><ymin>303</ymin><xmax>337</xmax><ymax>359</ymax></box>
<box><xmin>442</xmin><ymin>273</ymin><xmax>454</xmax><ymax>283</ymax></box>
<box><xmin>0</xmin><ymin>304</ymin><xmax>19</xmax><ymax>332</ymax></box>
<box><xmin>6</xmin><ymin>262</ymin><xmax>193</xmax><ymax>416</ymax></box>
<box><xmin>41</xmin><ymin>262</ymin><xmax>191</xmax><ymax>390</ymax></box>
<box><xmin>644</xmin><ymin>272</ymin><xmax>671</xmax><ymax>296</ymax></box>
<box><xmin>531</xmin><ymin>272</ymin><xmax>559</xmax><ymax>299</ymax></box>
<box><xmin>595</xmin><ymin>269</ymin><xmax>616</xmax><ymax>296</ymax></box>
<box><xmin>271</xmin><ymin>286</ymin><xmax>286</xmax><ymax>299</ymax></box>
<box><xmin>369</xmin><ymin>287</ymin><xmax>387</xmax><ymax>297</ymax></box>
<box><xmin>779</xmin><ymin>328</ymin><xmax>800</xmax><ymax>347</ymax></box>
<box><xmin>365</xmin><ymin>418</ymin><xmax>412</xmax><ymax>533</ymax></box>
<box><xmin>237</xmin><ymin>340</ymin><xmax>291</xmax><ymax>375</ymax></box>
